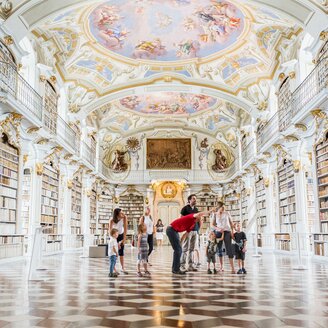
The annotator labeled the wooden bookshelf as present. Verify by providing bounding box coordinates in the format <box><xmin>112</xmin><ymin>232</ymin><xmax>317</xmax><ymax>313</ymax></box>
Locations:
<box><xmin>0</xmin><ymin>133</ymin><xmax>19</xmax><ymax>235</ymax></box>
<box><xmin>196</xmin><ymin>190</ymin><xmax>219</xmax><ymax>234</ymax></box>
<box><xmin>224</xmin><ymin>193</ymin><xmax>240</xmax><ymax>223</ymax></box>
<box><xmin>255</xmin><ymin>177</ymin><xmax>267</xmax><ymax>229</ymax></box>
<box><xmin>241</xmin><ymin>188</ymin><xmax>249</xmax><ymax>229</ymax></box>
<box><xmin>275</xmin><ymin>233</ymin><xmax>291</xmax><ymax>251</ymax></box>
<box><xmin>21</xmin><ymin>168</ymin><xmax>31</xmax><ymax>235</ymax></box>
<box><xmin>119</xmin><ymin>193</ymin><xmax>144</xmax><ymax>237</ymax></box>
<box><xmin>41</xmin><ymin>163</ymin><xmax>59</xmax><ymax>234</ymax></box>
<box><xmin>306</xmin><ymin>172</ymin><xmax>315</xmax><ymax>233</ymax></box>
<box><xmin>313</xmin><ymin>233</ymin><xmax>328</xmax><ymax>256</ymax></box>
<box><xmin>316</xmin><ymin>133</ymin><xmax>328</xmax><ymax>233</ymax></box>
<box><xmin>71</xmin><ymin>172</ymin><xmax>82</xmax><ymax>234</ymax></box>
<box><xmin>98</xmin><ymin>189</ymin><xmax>113</xmax><ymax>237</ymax></box>
<box><xmin>0</xmin><ymin>235</ymin><xmax>24</xmax><ymax>259</ymax></box>
<box><xmin>90</xmin><ymin>187</ymin><xmax>97</xmax><ymax>234</ymax></box>
<box><xmin>278</xmin><ymin>160</ymin><xmax>296</xmax><ymax>233</ymax></box>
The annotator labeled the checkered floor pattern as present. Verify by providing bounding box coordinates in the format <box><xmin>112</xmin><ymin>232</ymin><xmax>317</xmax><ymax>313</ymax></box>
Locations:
<box><xmin>1</xmin><ymin>247</ymin><xmax>328</xmax><ymax>327</ymax></box>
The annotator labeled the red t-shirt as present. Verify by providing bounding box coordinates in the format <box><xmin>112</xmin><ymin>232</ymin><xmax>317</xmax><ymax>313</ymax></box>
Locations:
<box><xmin>170</xmin><ymin>213</ymin><xmax>196</xmax><ymax>232</ymax></box>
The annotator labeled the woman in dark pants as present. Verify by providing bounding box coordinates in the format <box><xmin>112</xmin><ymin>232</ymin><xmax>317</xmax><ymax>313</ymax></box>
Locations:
<box><xmin>166</xmin><ymin>211</ymin><xmax>209</xmax><ymax>275</ymax></box>
<box><xmin>211</xmin><ymin>202</ymin><xmax>235</xmax><ymax>273</ymax></box>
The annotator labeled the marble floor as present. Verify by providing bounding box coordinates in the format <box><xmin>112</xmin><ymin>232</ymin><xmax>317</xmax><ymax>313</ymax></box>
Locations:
<box><xmin>1</xmin><ymin>247</ymin><xmax>328</xmax><ymax>328</ymax></box>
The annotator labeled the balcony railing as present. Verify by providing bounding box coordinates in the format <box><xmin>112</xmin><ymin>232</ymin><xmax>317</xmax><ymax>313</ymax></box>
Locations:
<box><xmin>82</xmin><ymin>141</ymin><xmax>96</xmax><ymax>168</ymax></box>
<box><xmin>57</xmin><ymin>115</ymin><xmax>79</xmax><ymax>152</ymax></box>
<box><xmin>291</xmin><ymin>49</ymin><xmax>328</xmax><ymax>119</ymax></box>
<box><xmin>242</xmin><ymin>140</ymin><xmax>255</xmax><ymax>166</ymax></box>
<box><xmin>0</xmin><ymin>61</ymin><xmax>43</xmax><ymax>122</ymax></box>
<box><xmin>257</xmin><ymin>112</ymin><xmax>279</xmax><ymax>152</ymax></box>
<box><xmin>279</xmin><ymin>46</ymin><xmax>328</xmax><ymax>131</ymax></box>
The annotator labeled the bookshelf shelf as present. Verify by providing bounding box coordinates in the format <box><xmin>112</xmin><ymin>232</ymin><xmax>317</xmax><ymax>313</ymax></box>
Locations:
<box><xmin>255</xmin><ymin>177</ymin><xmax>267</xmax><ymax>229</ymax></box>
<box><xmin>41</xmin><ymin>163</ymin><xmax>59</xmax><ymax>235</ymax></box>
<box><xmin>71</xmin><ymin>172</ymin><xmax>82</xmax><ymax>234</ymax></box>
<box><xmin>196</xmin><ymin>190</ymin><xmax>219</xmax><ymax>234</ymax></box>
<box><xmin>278</xmin><ymin>160</ymin><xmax>296</xmax><ymax>233</ymax></box>
<box><xmin>90</xmin><ymin>187</ymin><xmax>97</xmax><ymax>234</ymax></box>
<box><xmin>119</xmin><ymin>193</ymin><xmax>144</xmax><ymax>237</ymax></box>
<box><xmin>0</xmin><ymin>133</ymin><xmax>19</xmax><ymax>235</ymax></box>
<box><xmin>98</xmin><ymin>189</ymin><xmax>113</xmax><ymax>238</ymax></box>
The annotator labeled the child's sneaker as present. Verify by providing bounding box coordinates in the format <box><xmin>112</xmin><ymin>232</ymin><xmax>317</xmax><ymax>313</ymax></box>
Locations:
<box><xmin>144</xmin><ymin>271</ymin><xmax>151</xmax><ymax>276</ymax></box>
<box><xmin>242</xmin><ymin>268</ymin><xmax>247</xmax><ymax>274</ymax></box>
<box><xmin>213</xmin><ymin>268</ymin><xmax>217</xmax><ymax>274</ymax></box>
<box><xmin>137</xmin><ymin>271</ymin><xmax>143</xmax><ymax>277</ymax></box>
<box><xmin>237</xmin><ymin>269</ymin><xmax>243</xmax><ymax>274</ymax></box>
<box><xmin>196</xmin><ymin>262</ymin><xmax>201</xmax><ymax>268</ymax></box>
<box><xmin>207</xmin><ymin>269</ymin><xmax>212</xmax><ymax>274</ymax></box>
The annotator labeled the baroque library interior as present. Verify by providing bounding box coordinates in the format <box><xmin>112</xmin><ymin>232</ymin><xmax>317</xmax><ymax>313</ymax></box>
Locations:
<box><xmin>0</xmin><ymin>1</ymin><xmax>328</xmax><ymax>327</ymax></box>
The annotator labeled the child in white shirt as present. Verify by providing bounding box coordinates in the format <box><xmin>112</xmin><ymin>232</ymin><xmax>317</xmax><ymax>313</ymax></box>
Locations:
<box><xmin>108</xmin><ymin>228</ymin><xmax>119</xmax><ymax>278</ymax></box>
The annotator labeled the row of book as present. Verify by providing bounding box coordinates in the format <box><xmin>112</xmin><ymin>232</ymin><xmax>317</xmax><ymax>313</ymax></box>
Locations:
<box><xmin>0</xmin><ymin>166</ymin><xmax>18</xmax><ymax>179</ymax></box>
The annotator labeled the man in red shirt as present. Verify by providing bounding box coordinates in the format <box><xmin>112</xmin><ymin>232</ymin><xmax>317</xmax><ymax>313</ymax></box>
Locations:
<box><xmin>166</xmin><ymin>211</ymin><xmax>209</xmax><ymax>275</ymax></box>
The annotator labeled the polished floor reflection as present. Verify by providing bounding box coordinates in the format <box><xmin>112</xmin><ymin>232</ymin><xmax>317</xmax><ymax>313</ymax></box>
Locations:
<box><xmin>0</xmin><ymin>247</ymin><xmax>328</xmax><ymax>327</ymax></box>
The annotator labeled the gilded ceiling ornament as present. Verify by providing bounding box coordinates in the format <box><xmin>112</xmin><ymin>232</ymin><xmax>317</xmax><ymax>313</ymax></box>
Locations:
<box><xmin>278</xmin><ymin>72</ymin><xmax>286</xmax><ymax>81</ymax></box>
<box><xmin>288</xmin><ymin>71</ymin><xmax>296</xmax><ymax>79</ymax></box>
<box><xmin>26</xmin><ymin>127</ymin><xmax>40</xmax><ymax>134</ymax></box>
<box><xmin>126</xmin><ymin>137</ymin><xmax>140</xmax><ymax>152</ymax></box>
<box><xmin>284</xmin><ymin>134</ymin><xmax>299</xmax><ymax>142</ymax></box>
<box><xmin>257</xmin><ymin>100</ymin><xmax>268</xmax><ymax>111</ymax></box>
<box><xmin>145</xmin><ymin>197</ymin><xmax>149</xmax><ymax>205</ymax></box>
<box><xmin>320</xmin><ymin>30</ymin><xmax>328</xmax><ymax>41</ymax></box>
<box><xmin>64</xmin><ymin>153</ymin><xmax>73</xmax><ymax>160</ymax></box>
<box><xmin>85</xmin><ymin>189</ymin><xmax>92</xmax><ymax>198</ymax></box>
<box><xmin>23</xmin><ymin>154</ymin><xmax>28</xmax><ymax>164</ymax></box>
<box><xmin>114</xmin><ymin>196</ymin><xmax>119</xmax><ymax>204</ymax></box>
<box><xmin>161</xmin><ymin>182</ymin><xmax>178</xmax><ymax>199</ymax></box>
<box><xmin>69</xmin><ymin>104</ymin><xmax>81</xmax><ymax>113</ymax></box>
<box><xmin>263</xmin><ymin>151</ymin><xmax>271</xmax><ymax>158</ymax></box>
<box><xmin>39</xmin><ymin>75</ymin><xmax>47</xmax><ymax>83</ymax></box>
<box><xmin>3</xmin><ymin>35</ymin><xmax>13</xmax><ymax>45</ymax></box>
<box><xmin>0</xmin><ymin>1</ymin><xmax>13</xmax><ymax>17</ymax></box>
<box><xmin>264</xmin><ymin>177</ymin><xmax>270</xmax><ymax>188</ymax></box>
<box><xmin>293</xmin><ymin>160</ymin><xmax>301</xmax><ymax>173</ymax></box>
<box><xmin>294</xmin><ymin>123</ymin><xmax>307</xmax><ymax>131</ymax></box>
<box><xmin>67</xmin><ymin>179</ymin><xmax>73</xmax><ymax>189</ymax></box>
<box><xmin>35</xmin><ymin>163</ymin><xmax>44</xmax><ymax>176</ymax></box>
<box><xmin>49</xmin><ymin>76</ymin><xmax>57</xmax><ymax>84</ymax></box>
<box><xmin>163</xmin><ymin>76</ymin><xmax>172</xmax><ymax>82</ymax></box>
<box><xmin>311</xmin><ymin>109</ymin><xmax>326</xmax><ymax>119</ymax></box>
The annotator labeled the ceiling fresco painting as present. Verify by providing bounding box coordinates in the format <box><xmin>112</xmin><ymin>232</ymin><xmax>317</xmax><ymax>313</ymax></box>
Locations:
<box><xmin>117</xmin><ymin>93</ymin><xmax>217</xmax><ymax>115</ymax></box>
<box><xmin>88</xmin><ymin>0</ymin><xmax>245</xmax><ymax>61</ymax></box>
<box><xmin>33</xmin><ymin>0</ymin><xmax>301</xmax><ymax>96</ymax></box>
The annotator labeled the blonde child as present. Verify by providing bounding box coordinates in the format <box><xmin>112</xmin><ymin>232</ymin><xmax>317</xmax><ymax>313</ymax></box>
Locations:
<box><xmin>206</xmin><ymin>230</ymin><xmax>224</xmax><ymax>274</ymax></box>
<box><xmin>108</xmin><ymin>228</ymin><xmax>119</xmax><ymax>278</ymax></box>
<box><xmin>137</xmin><ymin>223</ymin><xmax>151</xmax><ymax>277</ymax></box>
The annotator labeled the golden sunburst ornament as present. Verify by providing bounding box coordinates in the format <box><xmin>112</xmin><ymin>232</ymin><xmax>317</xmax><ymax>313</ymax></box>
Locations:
<box><xmin>126</xmin><ymin>137</ymin><xmax>140</xmax><ymax>151</ymax></box>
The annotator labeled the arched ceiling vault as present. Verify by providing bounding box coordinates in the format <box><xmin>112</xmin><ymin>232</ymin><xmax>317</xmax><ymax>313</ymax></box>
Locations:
<box><xmin>1</xmin><ymin>0</ymin><xmax>327</xmax><ymax>143</ymax></box>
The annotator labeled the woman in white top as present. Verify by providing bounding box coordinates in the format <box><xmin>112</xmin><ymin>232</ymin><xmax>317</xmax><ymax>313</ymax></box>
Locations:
<box><xmin>211</xmin><ymin>202</ymin><xmax>235</xmax><ymax>273</ymax></box>
<box><xmin>139</xmin><ymin>207</ymin><xmax>155</xmax><ymax>263</ymax></box>
<box><xmin>109</xmin><ymin>208</ymin><xmax>128</xmax><ymax>274</ymax></box>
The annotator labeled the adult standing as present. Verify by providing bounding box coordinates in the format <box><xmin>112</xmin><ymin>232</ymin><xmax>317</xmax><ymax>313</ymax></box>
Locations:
<box><xmin>139</xmin><ymin>207</ymin><xmax>155</xmax><ymax>264</ymax></box>
<box><xmin>180</xmin><ymin>194</ymin><xmax>199</xmax><ymax>272</ymax></box>
<box><xmin>211</xmin><ymin>202</ymin><xmax>235</xmax><ymax>273</ymax></box>
<box><xmin>109</xmin><ymin>208</ymin><xmax>129</xmax><ymax>274</ymax></box>
<box><xmin>167</xmin><ymin>211</ymin><xmax>209</xmax><ymax>275</ymax></box>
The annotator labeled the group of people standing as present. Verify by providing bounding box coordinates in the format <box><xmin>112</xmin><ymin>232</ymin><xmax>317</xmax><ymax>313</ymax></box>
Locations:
<box><xmin>107</xmin><ymin>194</ymin><xmax>247</xmax><ymax>278</ymax></box>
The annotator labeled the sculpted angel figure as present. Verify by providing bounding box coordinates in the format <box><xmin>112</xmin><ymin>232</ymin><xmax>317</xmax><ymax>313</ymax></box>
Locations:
<box><xmin>111</xmin><ymin>150</ymin><xmax>128</xmax><ymax>172</ymax></box>
<box><xmin>212</xmin><ymin>149</ymin><xmax>227</xmax><ymax>171</ymax></box>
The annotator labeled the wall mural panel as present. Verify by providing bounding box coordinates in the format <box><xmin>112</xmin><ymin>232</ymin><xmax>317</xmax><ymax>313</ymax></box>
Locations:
<box><xmin>146</xmin><ymin>138</ymin><xmax>191</xmax><ymax>169</ymax></box>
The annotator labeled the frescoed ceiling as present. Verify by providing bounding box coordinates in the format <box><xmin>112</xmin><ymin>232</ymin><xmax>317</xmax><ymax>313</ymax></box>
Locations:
<box><xmin>116</xmin><ymin>93</ymin><xmax>218</xmax><ymax>115</ymax></box>
<box><xmin>32</xmin><ymin>0</ymin><xmax>302</xmax><ymax>97</ymax></box>
<box><xmin>88</xmin><ymin>0</ymin><xmax>245</xmax><ymax>61</ymax></box>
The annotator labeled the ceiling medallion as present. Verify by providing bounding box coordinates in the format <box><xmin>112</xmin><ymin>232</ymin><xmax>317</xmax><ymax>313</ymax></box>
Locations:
<box><xmin>126</xmin><ymin>137</ymin><xmax>140</xmax><ymax>151</ymax></box>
